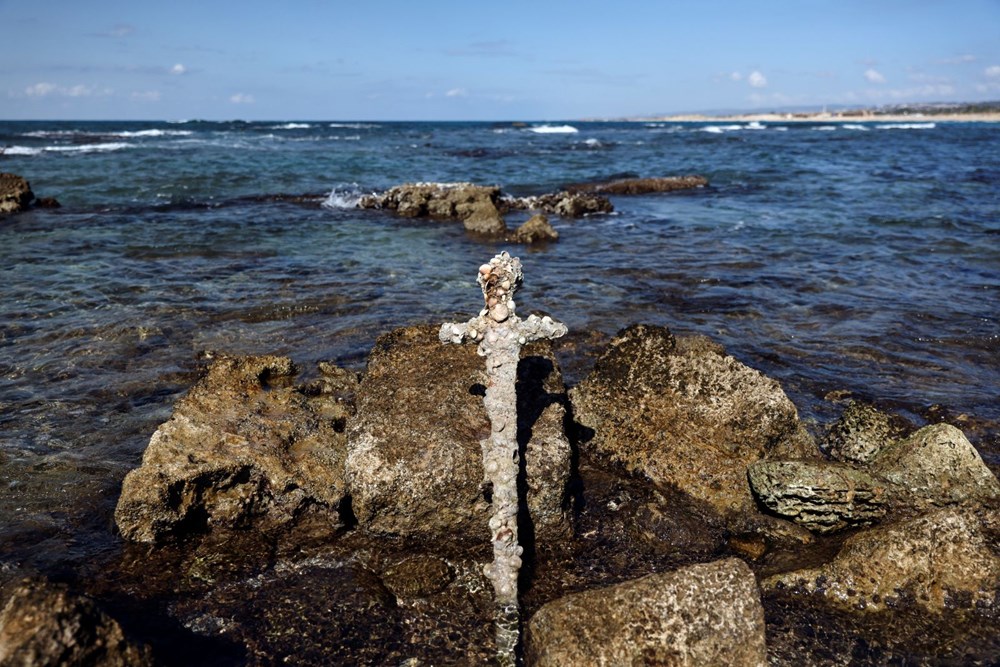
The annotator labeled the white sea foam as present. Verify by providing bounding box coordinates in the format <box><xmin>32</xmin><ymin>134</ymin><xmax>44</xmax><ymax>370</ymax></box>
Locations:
<box><xmin>114</xmin><ymin>129</ymin><xmax>194</xmax><ymax>137</ymax></box>
<box><xmin>529</xmin><ymin>125</ymin><xmax>579</xmax><ymax>134</ymax></box>
<box><xmin>3</xmin><ymin>142</ymin><xmax>130</xmax><ymax>155</ymax></box>
<box><xmin>745</xmin><ymin>121</ymin><xmax>766</xmax><ymax>130</ymax></box>
<box><xmin>322</xmin><ymin>185</ymin><xmax>365</xmax><ymax>209</ymax></box>
<box><xmin>2</xmin><ymin>146</ymin><xmax>42</xmax><ymax>156</ymax></box>
<box><xmin>813</xmin><ymin>126</ymin><xmax>837</xmax><ymax>131</ymax></box>
<box><xmin>842</xmin><ymin>124</ymin><xmax>869</xmax><ymax>131</ymax></box>
<box><xmin>584</xmin><ymin>138</ymin><xmax>601</xmax><ymax>146</ymax></box>
<box><xmin>271</xmin><ymin>123</ymin><xmax>312</xmax><ymax>130</ymax></box>
<box><xmin>876</xmin><ymin>122</ymin><xmax>936</xmax><ymax>130</ymax></box>
<box><xmin>701</xmin><ymin>125</ymin><xmax>741</xmax><ymax>133</ymax></box>
<box><xmin>329</xmin><ymin>123</ymin><xmax>379</xmax><ymax>129</ymax></box>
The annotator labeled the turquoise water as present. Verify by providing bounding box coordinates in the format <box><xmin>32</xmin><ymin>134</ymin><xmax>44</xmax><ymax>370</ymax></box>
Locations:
<box><xmin>1</xmin><ymin>119</ymin><xmax>999</xmax><ymax>568</ymax></box>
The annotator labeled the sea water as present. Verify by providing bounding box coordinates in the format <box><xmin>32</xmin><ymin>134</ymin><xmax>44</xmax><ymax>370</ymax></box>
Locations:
<box><xmin>1</xmin><ymin>118</ymin><xmax>998</xmax><ymax>570</ymax></box>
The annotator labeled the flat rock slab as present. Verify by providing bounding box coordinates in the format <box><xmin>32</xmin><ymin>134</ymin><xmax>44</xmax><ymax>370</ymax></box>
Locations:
<box><xmin>346</xmin><ymin>325</ymin><xmax>572</xmax><ymax>542</ymax></box>
<box><xmin>764</xmin><ymin>505</ymin><xmax>1000</xmax><ymax>613</ymax></box>
<box><xmin>748</xmin><ymin>460</ymin><xmax>888</xmax><ymax>533</ymax></box>
<box><xmin>570</xmin><ymin>324</ymin><xmax>814</xmax><ymax>520</ymax></box>
<box><xmin>526</xmin><ymin>558</ymin><xmax>766</xmax><ymax>667</ymax></box>
<box><xmin>115</xmin><ymin>355</ymin><xmax>351</xmax><ymax>543</ymax></box>
<box><xmin>564</xmin><ymin>174</ymin><xmax>708</xmax><ymax>195</ymax></box>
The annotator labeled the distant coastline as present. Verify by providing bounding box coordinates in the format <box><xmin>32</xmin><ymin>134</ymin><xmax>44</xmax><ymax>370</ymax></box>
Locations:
<box><xmin>642</xmin><ymin>110</ymin><xmax>1000</xmax><ymax>123</ymax></box>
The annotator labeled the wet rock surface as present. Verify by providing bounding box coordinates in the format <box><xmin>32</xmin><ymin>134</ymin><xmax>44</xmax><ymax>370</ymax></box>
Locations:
<box><xmin>825</xmin><ymin>401</ymin><xmax>903</xmax><ymax>464</ymax></box>
<box><xmin>358</xmin><ymin>182</ymin><xmax>507</xmax><ymax>234</ymax></box>
<box><xmin>748</xmin><ymin>460</ymin><xmax>888</xmax><ymax>533</ymax></box>
<box><xmin>506</xmin><ymin>190</ymin><xmax>614</xmax><ymax>217</ymax></box>
<box><xmin>570</xmin><ymin>324</ymin><xmax>815</xmax><ymax>521</ymax></box>
<box><xmin>114</xmin><ymin>354</ymin><xmax>351</xmax><ymax>543</ymax></box>
<box><xmin>526</xmin><ymin>558</ymin><xmax>766</xmax><ymax>667</ymax></box>
<box><xmin>764</xmin><ymin>505</ymin><xmax>1000</xmax><ymax>614</ymax></box>
<box><xmin>564</xmin><ymin>174</ymin><xmax>709</xmax><ymax>195</ymax></box>
<box><xmin>0</xmin><ymin>577</ymin><xmax>153</xmax><ymax>666</ymax></box>
<box><xmin>0</xmin><ymin>173</ymin><xmax>35</xmax><ymax>215</ymax></box>
<box><xmin>509</xmin><ymin>213</ymin><xmax>559</xmax><ymax>244</ymax></box>
<box><xmin>346</xmin><ymin>325</ymin><xmax>572</xmax><ymax>542</ymax></box>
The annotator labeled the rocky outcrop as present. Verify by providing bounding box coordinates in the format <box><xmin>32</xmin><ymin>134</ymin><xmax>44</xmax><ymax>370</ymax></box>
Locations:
<box><xmin>564</xmin><ymin>174</ymin><xmax>709</xmax><ymax>195</ymax></box>
<box><xmin>0</xmin><ymin>173</ymin><xmax>34</xmax><ymax>214</ymax></box>
<box><xmin>764</xmin><ymin>505</ymin><xmax>1000</xmax><ymax>613</ymax></box>
<box><xmin>871</xmin><ymin>423</ymin><xmax>1000</xmax><ymax>510</ymax></box>
<box><xmin>570</xmin><ymin>324</ymin><xmax>815</xmax><ymax>520</ymax></box>
<box><xmin>0</xmin><ymin>577</ymin><xmax>153</xmax><ymax>666</ymax></box>
<box><xmin>526</xmin><ymin>558</ymin><xmax>766</xmax><ymax>667</ymax></box>
<box><xmin>747</xmin><ymin>460</ymin><xmax>887</xmax><ymax>533</ymax></box>
<box><xmin>115</xmin><ymin>354</ymin><xmax>352</xmax><ymax>543</ymax></box>
<box><xmin>506</xmin><ymin>191</ymin><xmax>614</xmax><ymax>217</ymax></box>
<box><xmin>825</xmin><ymin>401</ymin><xmax>902</xmax><ymax>464</ymax></box>
<box><xmin>509</xmin><ymin>213</ymin><xmax>559</xmax><ymax>244</ymax></box>
<box><xmin>357</xmin><ymin>182</ymin><xmax>507</xmax><ymax>234</ymax></box>
<box><xmin>345</xmin><ymin>325</ymin><xmax>571</xmax><ymax>542</ymax></box>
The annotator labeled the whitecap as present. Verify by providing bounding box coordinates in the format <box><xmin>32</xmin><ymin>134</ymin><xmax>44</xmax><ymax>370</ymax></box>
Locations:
<box><xmin>876</xmin><ymin>122</ymin><xmax>936</xmax><ymax>130</ymax></box>
<box><xmin>842</xmin><ymin>124</ymin><xmax>869</xmax><ymax>131</ymax></box>
<box><xmin>56</xmin><ymin>142</ymin><xmax>132</xmax><ymax>153</ymax></box>
<box><xmin>584</xmin><ymin>138</ymin><xmax>601</xmax><ymax>146</ymax></box>
<box><xmin>813</xmin><ymin>126</ymin><xmax>837</xmax><ymax>131</ymax></box>
<box><xmin>329</xmin><ymin>122</ymin><xmax>379</xmax><ymax>129</ymax></box>
<box><xmin>113</xmin><ymin>129</ymin><xmax>194</xmax><ymax>138</ymax></box>
<box><xmin>701</xmin><ymin>125</ymin><xmax>743</xmax><ymax>133</ymax></box>
<box><xmin>745</xmin><ymin>121</ymin><xmax>766</xmax><ymax>130</ymax></box>
<box><xmin>1</xmin><ymin>146</ymin><xmax>42</xmax><ymax>156</ymax></box>
<box><xmin>271</xmin><ymin>123</ymin><xmax>312</xmax><ymax>130</ymax></box>
<box><xmin>528</xmin><ymin>124</ymin><xmax>578</xmax><ymax>134</ymax></box>
<box><xmin>322</xmin><ymin>184</ymin><xmax>365</xmax><ymax>209</ymax></box>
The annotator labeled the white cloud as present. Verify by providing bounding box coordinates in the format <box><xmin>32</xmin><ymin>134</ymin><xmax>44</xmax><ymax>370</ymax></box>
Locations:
<box><xmin>25</xmin><ymin>82</ymin><xmax>57</xmax><ymax>97</ymax></box>
<box><xmin>25</xmin><ymin>82</ymin><xmax>109</xmax><ymax>98</ymax></box>
<box><xmin>730</xmin><ymin>71</ymin><xmax>742</xmax><ymax>81</ymax></box>
<box><xmin>445</xmin><ymin>88</ymin><xmax>468</xmax><ymax>98</ymax></box>
<box><xmin>940</xmin><ymin>54</ymin><xmax>977</xmax><ymax>65</ymax></box>
<box><xmin>986</xmin><ymin>65</ymin><xmax>1000</xmax><ymax>78</ymax></box>
<box><xmin>748</xmin><ymin>71</ymin><xmax>767</xmax><ymax>88</ymax></box>
<box><xmin>230</xmin><ymin>93</ymin><xmax>255</xmax><ymax>104</ymax></box>
<box><xmin>109</xmin><ymin>23</ymin><xmax>135</xmax><ymax>38</ymax></box>
<box><xmin>864</xmin><ymin>68</ymin><xmax>886</xmax><ymax>84</ymax></box>
<box><xmin>170</xmin><ymin>63</ymin><xmax>187</xmax><ymax>75</ymax></box>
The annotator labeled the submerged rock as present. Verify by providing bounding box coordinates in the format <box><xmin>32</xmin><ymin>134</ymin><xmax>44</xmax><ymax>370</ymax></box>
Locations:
<box><xmin>825</xmin><ymin>401</ymin><xmax>901</xmax><ymax>464</ymax></box>
<box><xmin>358</xmin><ymin>182</ymin><xmax>507</xmax><ymax>234</ymax></box>
<box><xmin>764</xmin><ymin>505</ymin><xmax>1000</xmax><ymax>613</ymax></box>
<box><xmin>507</xmin><ymin>191</ymin><xmax>614</xmax><ymax>217</ymax></box>
<box><xmin>564</xmin><ymin>174</ymin><xmax>709</xmax><ymax>195</ymax></box>
<box><xmin>509</xmin><ymin>213</ymin><xmax>559</xmax><ymax>244</ymax></box>
<box><xmin>0</xmin><ymin>173</ymin><xmax>34</xmax><ymax>215</ymax></box>
<box><xmin>570</xmin><ymin>324</ymin><xmax>815</xmax><ymax>521</ymax></box>
<box><xmin>747</xmin><ymin>460</ymin><xmax>887</xmax><ymax>533</ymax></box>
<box><xmin>871</xmin><ymin>423</ymin><xmax>1000</xmax><ymax>510</ymax></box>
<box><xmin>115</xmin><ymin>354</ymin><xmax>351</xmax><ymax>543</ymax></box>
<box><xmin>345</xmin><ymin>325</ymin><xmax>571</xmax><ymax>542</ymax></box>
<box><xmin>525</xmin><ymin>558</ymin><xmax>766</xmax><ymax>667</ymax></box>
<box><xmin>0</xmin><ymin>577</ymin><xmax>153</xmax><ymax>666</ymax></box>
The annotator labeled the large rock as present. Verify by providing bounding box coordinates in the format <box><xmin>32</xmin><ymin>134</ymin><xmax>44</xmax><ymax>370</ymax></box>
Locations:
<box><xmin>764</xmin><ymin>505</ymin><xmax>1000</xmax><ymax>613</ymax></box>
<box><xmin>0</xmin><ymin>173</ymin><xmax>34</xmax><ymax>214</ymax></box>
<box><xmin>871</xmin><ymin>423</ymin><xmax>1000</xmax><ymax>509</ymax></box>
<box><xmin>525</xmin><ymin>558</ymin><xmax>766</xmax><ymax>667</ymax></box>
<box><xmin>358</xmin><ymin>182</ymin><xmax>507</xmax><ymax>234</ymax></box>
<box><xmin>570</xmin><ymin>324</ymin><xmax>814</xmax><ymax>520</ymax></box>
<box><xmin>564</xmin><ymin>174</ymin><xmax>708</xmax><ymax>195</ymax></box>
<box><xmin>509</xmin><ymin>213</ymin><xmax>559</xmax><ymax>244</ymax></box>
<box><xmin>0</xmin><ymin>577</ymin><xmax>153</xmax><ymax>666</ymax></box>
<box><xmin>115</xmin><ymin>354</ymin><xmax>351</xmax><ymax>543</ymax></box>
<box><xmin>346</xmin><ymin>325</ymin><xmax>572</xmax><ymax>541</ymax></box>
<box><xmin>747</xmin><ymin>460</ymin><xmax>887</xmax><ymax>533</ymax></box>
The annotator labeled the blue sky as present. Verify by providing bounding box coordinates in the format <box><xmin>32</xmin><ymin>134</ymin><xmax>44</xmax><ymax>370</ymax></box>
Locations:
<box><xmin>3</xmin><ymin>0</ymin><xmax>1000</xmax><ymax>120</ymax></box>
